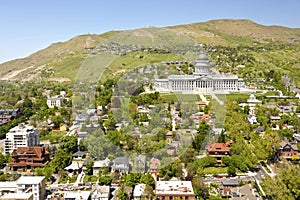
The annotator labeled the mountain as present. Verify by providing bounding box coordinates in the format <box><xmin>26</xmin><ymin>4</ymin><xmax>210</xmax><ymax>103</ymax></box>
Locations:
<box><xmin>0</xmin><ymin>19</ymin><xmax>299</xmax><ymax>82</ymax></box>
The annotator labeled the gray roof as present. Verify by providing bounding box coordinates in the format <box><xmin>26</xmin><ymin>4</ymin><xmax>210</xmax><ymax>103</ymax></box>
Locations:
<box><xmin>72</xmin><ymin>151</ymin><xmax>86</xmax><ymax>157</ymax></box>
<box><xmin>221</xmin><ymin>178</ymin><xmax>239</xmax><ymax>186</ymax></box>
<box><xmin>113</xmin><ymin>157</ymin><xmax>129</xmax><ymax>165</ymax></box>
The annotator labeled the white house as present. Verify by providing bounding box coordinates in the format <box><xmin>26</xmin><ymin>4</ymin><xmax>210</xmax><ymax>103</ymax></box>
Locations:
<box><xmin>91</xmin><ymin>185</ymin><xmax>110</xmax><ymax>200</ymax></box>
<box><xmin>93</xmin><ymin>158</ymin><xmax>110</xmax><ymax>175</ymax></box>
<box><xmin>133</xmin><ymin>184</ymin><xmax>146</xmax><ymax>200</ymax></box>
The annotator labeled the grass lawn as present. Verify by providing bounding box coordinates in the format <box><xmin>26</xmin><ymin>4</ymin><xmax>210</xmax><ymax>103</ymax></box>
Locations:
<box><xmin>202</xmin><ymin>167</ymin><xmax>228</xmax><ymax>175</ymax></box>
<box><xmin>159</xmin><ymin>93</ymin><xmax>200</xmax><ymax>103</ymax></box>
<box><xmin>83</xmin><ymin>175</ymin><xmax>98</xmax><ymax>183</ymax></box>
<box><xmin>40</xmin><ymin>130</ymin><xmax>66</xmax><ymax>143</ymax></box>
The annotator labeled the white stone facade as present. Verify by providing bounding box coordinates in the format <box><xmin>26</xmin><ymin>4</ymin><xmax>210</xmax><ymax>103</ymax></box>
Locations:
<box><xmin>154</xmin><ymin>51</ymin><xmax>244</xmax><ymax>94</ymax></box>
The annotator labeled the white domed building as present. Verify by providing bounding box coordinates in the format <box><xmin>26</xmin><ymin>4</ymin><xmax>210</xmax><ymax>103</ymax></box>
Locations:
<box><xmin>154</xmin><ymin>51</ymin><xmax>244</xmax><ymax>94</ymax></box>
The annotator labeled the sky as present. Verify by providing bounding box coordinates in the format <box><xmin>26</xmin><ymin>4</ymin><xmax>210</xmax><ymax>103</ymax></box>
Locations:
<box><xmin>0</xmin><ymin>0</ymin><xmax>299</xmax><ymax>64</ymax></box>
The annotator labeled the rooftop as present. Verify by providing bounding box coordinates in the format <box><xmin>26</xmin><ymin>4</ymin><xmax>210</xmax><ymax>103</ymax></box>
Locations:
<box><xmin>133</xmin><ymin>183</ymin><xmax>146</xmax><ymax>197</ymax></box>
<box><xmin>64</xmin><ymin>191</ymin><xmax>91</xmax><ymax>200</ymax></box>
<box><xmin>221</xmin><ymin>178</ymin><xmax>239</xmax><ymax>186</ymax></box>
<box><xmin>206</xmin><ymin>142</ymin><xmax>231</xmax><ymax>152</ymax></box>
<box><xmin>17</xmin><ymin>176</ymin><xmax>45</xmax><ymax>185</ymax></box>
<box><xmin>155</xmin><ymin>181</ymin><xmax>194</xmax><ymax>195</ymax></box>
<box><xmin>0</xmin><ymin>192</ymin><xmax>33</xmax><ymax>199</ymax></box>
<box><xmin>93</xmin><ymin>158</ymin><xmax>110</xmax><ymax>168</ymax></box>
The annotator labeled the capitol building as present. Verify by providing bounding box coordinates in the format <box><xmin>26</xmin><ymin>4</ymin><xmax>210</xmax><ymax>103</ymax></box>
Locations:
<box><xmin>154</xmin><ymin>51</ymin><xmax>244</xmax><ymax>94</ymax></box>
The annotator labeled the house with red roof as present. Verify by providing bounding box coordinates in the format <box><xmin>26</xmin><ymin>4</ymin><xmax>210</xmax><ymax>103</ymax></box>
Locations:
<box><xmin>8</xmin><ymin>146</ymin><xmax>50</xmax><ymax>171</ymax></box>
<box><xmin>149</xmin><ymin>157</ymin><xmax>160</xmax><ymax>176</ymax></box>
<box><xmin>206</xmin><ymin>141</ymin><xmax>232</xmax><ymax>164</ymax></box>
<box><xmin>278</xmin><ymin>140</ymin><xmax>299</xmax><ymax>160</ymax></box>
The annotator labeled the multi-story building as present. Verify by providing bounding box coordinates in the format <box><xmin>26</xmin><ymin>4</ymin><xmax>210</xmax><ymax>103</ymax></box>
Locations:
<box><xmin>155</xmin><ymin>181</ymin><xmax>196</xmax><ymax>200</ymax></box>
<box><xmin>0</xmin><ymin>176</ymin><xmax>45</xmax><ymax>200</ymax></box>
<box><xmin>4</xmin><ymin>124</ymin><xmax>39</xmax><ymax>154</ymax></box>
<box><xmin>8</xmin><ymin>147</ymin><xmax>50</xmax><ymax>171</ymax></box>
<box><xmin>16</xmin><ymin>176</ymin><xmax>46</xmax><ymax>200</ymax></box>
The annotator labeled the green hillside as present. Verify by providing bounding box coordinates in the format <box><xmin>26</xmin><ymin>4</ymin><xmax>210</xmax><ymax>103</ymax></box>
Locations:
<box><xmin>0</xmin><ymin>19</ymin><xmax>299</xmax><ymax>84</ymax></box>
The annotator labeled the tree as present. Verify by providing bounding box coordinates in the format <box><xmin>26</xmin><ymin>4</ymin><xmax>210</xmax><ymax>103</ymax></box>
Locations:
<box><xmin>198</xmin><ymin>120</ymin><xmax>210</xmax><ymax>134</ymax></box>
<box><xmin>142</xmin><ymin>185</ymin><xmax>155</xmax><ymax>200</ymax></box>
<box><xmin>261</xmin><ymin>166</ymin><xmax>300</xmax><ymax>200</ymax></box>
<box><xmin>59</xmin><ymin>135</ymin><xmax>78</xmax><ymax>154</ymax></box>
<box><xmin>51</xmin><ymin>115</ymin><xmax>64</xmax><ymax>128</ymax></box>
<box><xmin>179</xmin><ymin>147</ymin><xmax>196</xmax><ymax>166</ymax></box>
<box><xmin>86</xmin><ymin>161</ymin><xmax>94</xmax><ymax>175</ymax></box>
<box><xmin>117</xmin><ymin>184</ymin><xmax>128</xmax><ymax>200</ymax></box>
<box><xmin>227</xmin><ymin>165</ymin><xmax>236</xmax><ymax>175</ymax></box>
<box><xmin>192</xmin><ymin>177</ymin><xmax>209</xmax><ymax>199</ymax></box>
<box><xmin>124</xmin><ymin>173</ymin><xmax>141</xmax><ymax>187</ymax></box>
<box><xmin>98</xmin><ymin>176</ymin><xmax>112</xmax><ymax>185</ymax></box>
<box><xmin>140</xmin><ymin>173</ymin><xmax>155</xmax><ymax>188</ymax></box>
<box><xmin>51</xmin><ymin>149</ymin><xmax>72</xmax><ymax>172</ymax></box>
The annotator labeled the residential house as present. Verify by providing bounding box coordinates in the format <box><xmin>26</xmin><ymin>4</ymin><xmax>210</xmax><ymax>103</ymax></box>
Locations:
<box><xmin>72</xmin><ymin>151</ymin><xmax>87</xmax><ymax>160</ymax></box>
<box><xmin>196</xmin><ymin>101</ymin><xmax>206</xmax><ymax>109</ymax></box>
<box><xmin>64</xmin><ymin>162</ymin><xmax>83</xmax><ymax>175</ymax></box>
<box><xmin>93</xmin><ymin>158</ymin><xmax>110</xmax><ymax>176</ymax></box>
<box><xmin>166</xmin><ymin>131</ymin><xmax>173</xmax><ymax>142</ymax></box>
<box><xmin>293</xmin><ymin>133</ymin><xmax>300</xmax><ymax>142</ymax></box>
<box><xmin>270</xmin><ymin>116</ymin><xmax>281</xmax><ymax>124</ymax></box>
<box><xmin>167</xmin><ymin>141</ymin><xmax>180</xmax><ymax>156</ymax></box>
<box><xmin>4</xmin><ymin>124</ymin><xmax>40</xmax><ymax>154</ymax></box>
<box><xmin>247</xmin><ymin>115</ymin><xmax>257</xmax><ymax>124</ymax></box>
<box><xmin>219</xmin><ymin>178</ymin><xmax>239</xmax><ymax>198</ymax></box>
<box><xmin>64</xmin><ymin>191</ymin><xmax>91</xmax><ymax>200</ymax></box>
<box><xmin>133</xmin><ymin>155</ymin><xmax>146</xmax><ymax>173</ymax></box>
<box><xmin>278</xmin><ymin>140</ymin><xmax>299</xmax><ymax>160</ymax></box>
<box><xmin>133</xmin><ymin>184</ymin><xmax>146</xmax><ymax>200</ymax></box>
<box><xmin>111</xmin><ymin>157</ymin><xmax>130</xmax><ymax>174</ymax></box>
<box><xmin>46</xmin><ymin>96</ymin><xmax>63</xmax><ymax>108</ymax></box>
<box><xmin>0</xmin><ymin>109</ymin><xmax>20</xmax><ymax>125</ymax></box>
<box><xmin>149</xmin><ymin>157</ymin><xmax>160</xmax><ymax>176</ymax></box>
<box><xmin>91</xmin><ymin>185</ymin><xmax>110</xmax><ymax>200</ymax></box>
<box><xmin>155</xmin><ymin>181</ymin><xmax>196</xmax><ymax>200</ymax></box>
<box><xmin>254</xmin><ymin>127</ymin><xmax>265</xmax><ymax>134</ymax></box>
<box><xmin>206</xmin><ymin>141</ymin><xmax>232</xmax><ymax>164</ymax></box>
<box><xmin>8</xmin><ymin>147</ymin><xmax>50</xmax><ymax>171</ymax></box>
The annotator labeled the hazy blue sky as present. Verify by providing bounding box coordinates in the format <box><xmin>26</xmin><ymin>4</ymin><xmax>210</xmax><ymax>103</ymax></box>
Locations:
<box><xmin>0</xmin><ymin>0</ymin><xmax>299</xmax><ymax>64</ymax></box>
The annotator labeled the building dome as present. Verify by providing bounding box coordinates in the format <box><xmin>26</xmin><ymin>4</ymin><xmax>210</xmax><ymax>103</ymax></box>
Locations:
<box><xmin>197</xmin><ymin>51</ymin><xmax>209</xmax><ymax>62</ymax></box>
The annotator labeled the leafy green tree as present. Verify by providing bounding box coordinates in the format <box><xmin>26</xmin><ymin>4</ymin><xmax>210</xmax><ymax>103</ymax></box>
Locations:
<box><xmin>117</xmin><ymin>184</ymin><xmax>128</xmax><ymax>200</ymax></box>
<box><xmin>51</xmin><ymin>115</ymin><xmax>64</xmax><ymax>128</ymax></box>
<box><xmin>59</xmin><ymin>135</ymin><xmax>78</xmax><ymax>154</ymax></box>
<box><xmin>227</xmin><ymin>165</ymin><xmax>236</xmax><ymax>175</ymax></box>
<box><xmin>179</xmin><ymin>147</ymin><xmax>196</xmax><ymax>166</ymax></box>
<box><xmin>51</xmin><ymin>149</ymin><xmax>72</xmax><ymax>172</ymax></box>
<box><xmin>140</xmin><ymin>173</ymin><xmax>155</xmax><ymax>188</ymax></box>
<box><xmin>261</xmin><ymin>166</ymin><xmax>300</xmax><ymax>200</ymax></box>
<box><xmin>98</xmin><ymin>176</ymin><xmax>112</xmax><ymax>185</ymax></box>
<box><xmin>86</xmin><ymin>161</ymin><xmax>94</xmax><ymax>175</ymax></box>
<box><xmin>198</xmin><ymin>120</ymin><xmax>210</xmax><ymax>134</ymax></box>
<box><xmin>124</xmin><ymin>173</ymin><xmax>141</xmax><ymax>187</ymax></box>
<box><xmin>142</xmin><ymin>185</ymin><xmax>155</xmax><ymax>200</ymax></box>
<box><xmin>192</xmin><ymin>177</ymin><xmax>209</xmax><ymax>199</ymax></box>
